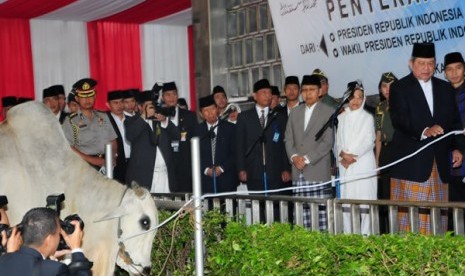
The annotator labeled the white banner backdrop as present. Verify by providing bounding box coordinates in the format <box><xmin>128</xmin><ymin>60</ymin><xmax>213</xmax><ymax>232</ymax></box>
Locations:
<box><xmin>142</xmin><ymin>24</ymin><xmax>190</xmax><ymax>103</ymax></box>
<box><xmin>30</xmin><ymin>20</ymin><xmax>90</xmax><ymax>101</ymax></box>
<box><xmin>269</xmin><ymin>0</ymin><xmax>465</xmax><ymax>97</ymax></box>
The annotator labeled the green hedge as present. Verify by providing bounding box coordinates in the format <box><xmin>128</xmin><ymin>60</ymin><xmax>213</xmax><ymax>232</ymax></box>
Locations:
<box><xmin>116</xmin><ymin>210</ymin><xmax>465</xmax><ymax>275</ymax></box>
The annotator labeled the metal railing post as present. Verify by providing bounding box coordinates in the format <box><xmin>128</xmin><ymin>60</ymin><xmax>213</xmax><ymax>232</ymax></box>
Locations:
<box><xmin>326</xmin><ymin>199</ymin><xmax>335</xmax><ymax>234</ymax></box>
<box><xmin>370</xmin><ymin>205</ymin><xmax>380</xmax><ymax>235</ymax></box>
<box><xmin>265</xmin><ymin>200</ymin><xmax>274</xmax><ymax>224</ymax></box>
<box><xmin>409</xmin><ymin>206</ymin><xmax>419</xmax><ymax>233</ymax></box>
<box><xmin>191</xmin><ymin>137</ymin><xmax>204</xmax><ymax>276</ymax></box>
<box><xmin>280</xmin><ymin>201</ymin><xmax>289</xmax><ymax>223</ymax></box>
<box><xmin>389</xmin><ymin>205</ymin><xmax>398</xmax><ymax>234</ymax></box>
<box><xmin>454</xmin><ymin>208</ymin><xmax>465</xmax><ymax>235</ymax></box>
<box><xmin>105</xmin><ymin>143</ymin><xmax>113</xmax><ymax>179</ymax></box>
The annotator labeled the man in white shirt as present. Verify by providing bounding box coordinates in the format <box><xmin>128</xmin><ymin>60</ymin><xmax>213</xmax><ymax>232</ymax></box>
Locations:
<box><xmin>284</xmin><ymin>75</ymin><xmax>335</xmax><ymax>230</ymax></box>
<box><xmin>43</xmin><ymin>85</ymin><xmax>69</xmax><ymax>124</ymax></box>
<box><xmin>124</xmin><ymin>91</ymin><xmax>180</xmax><ymax>193</ymax></box>
<box><xmin>389</xmin><ymin>42</ymin><xmax>465</xmax><ymax>234</ymax></box>
<box><xmin>106</xmin><ymin>90</ymin><xmax>131</xmax><ymax>184</ymax></box>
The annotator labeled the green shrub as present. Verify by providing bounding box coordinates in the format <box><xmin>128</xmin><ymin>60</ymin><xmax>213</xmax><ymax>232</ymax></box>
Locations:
<box><xmin>117</xmin><ymin>210</ymin><xmax>465</xmax><ymax>275</ymax></box>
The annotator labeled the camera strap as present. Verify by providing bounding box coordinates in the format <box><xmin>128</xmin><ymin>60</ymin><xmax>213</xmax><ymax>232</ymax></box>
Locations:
<box><xmin>32</xmin><ymin>256</ymin><xmax>41</xmax><ymax>276</ymax></box>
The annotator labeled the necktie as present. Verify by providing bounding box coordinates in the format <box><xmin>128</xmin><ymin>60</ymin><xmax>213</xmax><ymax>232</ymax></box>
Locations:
<box><xmin>260</xmin><ymin>109</ymin><xmax>265</xmax><ymax>129</ymax></box>
<box><xmin>153</xmin><ymin>121</ymin><xmax>160</xmax><ymax>146</ymax></box>
<box><xmin>210</xmin><ymin>126</ymin><xmax>216</xmax><ymax>164</ymax></box>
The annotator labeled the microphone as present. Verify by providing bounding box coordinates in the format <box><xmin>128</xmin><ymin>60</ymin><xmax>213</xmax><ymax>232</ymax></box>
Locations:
<box><xmin>340</xmin><ymin>88</ymin><xmax>352</xmax><ymax>105</ymax></box>
<box><xmin>341</xmin><ymin>80</ymin><xmax>363</xmax><ymax>104</ymax></box>
<box><xmin>219</xmin><ymin>104</ymin><xmax>237</xmax><ymax>121</ymax></box>
<box><xmin>268</xmin><ymin>107</ymin><xmax>279</xmax><ymax>119</ymax></box>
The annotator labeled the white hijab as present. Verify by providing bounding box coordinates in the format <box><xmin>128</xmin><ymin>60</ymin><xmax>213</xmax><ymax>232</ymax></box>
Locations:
<box><xmin>337</xmin><ymin>89</ymin><xmax>373</xmax><ymax>155</ymax></box>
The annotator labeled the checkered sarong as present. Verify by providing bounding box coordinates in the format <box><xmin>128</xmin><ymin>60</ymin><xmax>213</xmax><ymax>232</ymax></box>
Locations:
<box><xmin>293</xmin><ymin>173</ymin><xmax>332</xmax><ymax>231</ymax></box>
<box><xmin>391</xmin><ymin>161</ymin><xmax>448</xmax><ymax>235</ymax></box>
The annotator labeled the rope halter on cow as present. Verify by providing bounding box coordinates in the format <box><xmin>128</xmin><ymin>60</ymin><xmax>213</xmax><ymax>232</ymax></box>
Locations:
<box><xmin>116</xmin><ymin>187</ymin><xmax>149</xmax><ymax>276</ymax></box>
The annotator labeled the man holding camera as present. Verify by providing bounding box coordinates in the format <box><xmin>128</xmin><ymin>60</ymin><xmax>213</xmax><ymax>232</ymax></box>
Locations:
<box><xmin>161</xmin><ymin>82</ymin><xmax>198</xmax><ymax>192</ymax></box>
<box><xmin>125</xmin><ymin>91</ymin><xmax>181</xmax><ymax>193</ymax></box>
<box><xmin>0</xmin><ymin>207</ymin><xmax>92</xmax><ymax>275</ymax></box>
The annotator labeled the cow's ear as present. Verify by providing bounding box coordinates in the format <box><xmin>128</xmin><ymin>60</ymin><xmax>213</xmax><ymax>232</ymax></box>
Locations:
<box><xmin>96</xmin><ymin>206</ymin><xmax>126</xmax><ymax>222</ymax></box>
<box><xmin>131</xmin><ymin>181</ymin><xmax>149</xmax><ymax>199</ymax></box>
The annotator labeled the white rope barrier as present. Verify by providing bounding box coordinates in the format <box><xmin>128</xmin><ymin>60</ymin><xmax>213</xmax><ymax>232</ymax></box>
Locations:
<box><xmin>118</xmin><ymin>129</ymin><xmax>465</xmax><ymax>242</ymax></box>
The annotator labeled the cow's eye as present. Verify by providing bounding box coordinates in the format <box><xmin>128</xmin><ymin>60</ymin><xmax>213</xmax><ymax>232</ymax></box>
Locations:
<box><xmin>139</xmin><ymin>215</ymin><xmax>151</xmax><ymax>230</ymax></box>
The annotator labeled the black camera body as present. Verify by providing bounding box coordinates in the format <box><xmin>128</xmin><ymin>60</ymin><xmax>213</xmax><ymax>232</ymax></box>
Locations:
<box><xmin>57</xmin><ymin>214</ymin><xmax>84</xmax><ymax>251</ymax></box>
<box><xmin>0</xmin><ymin>223</ymin><xmax>22</xmax><ymax>239</ymax></box>
<box><xmin>0</xmin><ymin>195</ymin><xmax>8</xmax><ymax>208</ymax></box>
<box><xmin>46</xmin><ymin>193</ymin><xmax>65</xmax><ymax>213</ymax></box>
<box><xmin>154</xmin><ymin>105</ymin><xmax>176</xmax><ymax>117</ymax></box>
<box><xmin>45</xmin><ymin>194</ymin><xmax>85</xmax><ymax>251</ymax></box>
<box><xmin>150</xmin><ymin>82</ymin><xmax>176</xmax><ymax>117</ymax></box>
<box><xmin>60</xmin><ymin>214</ymin><xmax>84</xmax><ymax>235</ymax></box>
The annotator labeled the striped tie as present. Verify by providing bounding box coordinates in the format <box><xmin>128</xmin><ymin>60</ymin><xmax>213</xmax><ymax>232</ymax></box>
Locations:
<box><xmin>260</xmin><ymin>109</ymin><xmax>265</xmax><ymax>129</ymax></box>
<box><xmin>210</xmin><ymin>126</ymin><xmax>216</xmax><ymax>164</ymax></box>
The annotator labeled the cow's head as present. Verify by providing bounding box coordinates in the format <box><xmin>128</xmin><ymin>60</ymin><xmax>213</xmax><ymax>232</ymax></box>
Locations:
<box><xmin>99</xmin><ymin>182</ymin><xmax>159</xmax><ymax>275</ymax></box>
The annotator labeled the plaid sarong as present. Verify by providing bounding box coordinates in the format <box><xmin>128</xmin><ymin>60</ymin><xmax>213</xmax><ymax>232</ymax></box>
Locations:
<box><xmin>391</xmin><ymin>161</ymin><xmax>448</xmax><ymax>235</ymax></box>
<box><xmin>293</xmin><ymin>173</ymin><xmax>332</xmax><ymax>231</ymax></box>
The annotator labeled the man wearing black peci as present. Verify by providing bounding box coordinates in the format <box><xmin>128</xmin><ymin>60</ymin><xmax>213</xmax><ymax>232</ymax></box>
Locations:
<box><xmin>106</xmin><ymin>90</ymin><xmax>131</xmax><ymax>184</ymax></box>
<box><xmin>389</xmin><ymin>43</ymin><xmax>465</xmax><ymax>234</ymax></box>
<box><xmin>195</xmin><ymin>95</ymin><xmax>237</xmax><ymax>194</ymax></box>
<box><xmin>125</xmin><ymin>91</ymin><xmax>180</xmax><ymax>193</ymax></box>
<box><xmin>161</xmin><ymin>82</ymin><xmax>198</xmax><ymax>192</ymax></box>
<box><xmin>236</xmin><ymin>79</ymin><xmax>291</xmax><ymax>194</ymax></box>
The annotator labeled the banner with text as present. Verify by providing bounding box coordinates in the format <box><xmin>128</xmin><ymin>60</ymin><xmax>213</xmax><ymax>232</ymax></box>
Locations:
<box><xmin>269</xmin><ymin>0</ymin><xmax>465</xmax><ymax>97</ymax></box>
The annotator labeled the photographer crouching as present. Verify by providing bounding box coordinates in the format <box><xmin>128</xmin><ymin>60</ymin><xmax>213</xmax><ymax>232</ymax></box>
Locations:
<box><xmin>0</xmin><ymin>207</ymin><xmax>92</xmax><ymax>275</ymax></box>
<box><xmin>0</xmin><ymin>196</ymin><xmax>21</xmax><ymax>255</ymax></box>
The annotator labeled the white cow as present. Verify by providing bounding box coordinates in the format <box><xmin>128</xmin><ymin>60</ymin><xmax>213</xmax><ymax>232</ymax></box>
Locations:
<box><xmin>0</xmin><ymin>102</ymin><xmax>159</xmax><ymax>275</ymax></box>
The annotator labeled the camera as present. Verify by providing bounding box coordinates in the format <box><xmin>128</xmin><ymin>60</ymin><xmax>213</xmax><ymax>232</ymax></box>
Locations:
<box><xmin>0</xmin><ymin>223</ymin><xmax>22</xmax><ymax>239</ymax></box>
<box><xmin>46</xmin><ymin>193</ymin><xmax>65</xmax><ymax>213</ymax></box>
<box><xmin>0</xmin><ymin>195</ymin><xmax>8</xmax><ymax>208</ymax></box>
<box><xmin>149</xmin><ymin>82</ymin><xmax>176</xmax><ymax>117</ymax></box>
<box><xmin>45</xmin><ymin>194</ymin><xmax>84</xmax><ymax>251</ymax></box>
<box><xmin>60</xmin><ymin>214</ymin><xmax>84</xmax><ymax>235</ymax></box>
<box><xmin>57</xmin><ymin>214</ymin><xmax>84</xmax><ymax>251</ymax></box>
<box><xmin>0</xmin><ymin>195</ymin><xmax>22</xmax><ymax>253</ymax></box>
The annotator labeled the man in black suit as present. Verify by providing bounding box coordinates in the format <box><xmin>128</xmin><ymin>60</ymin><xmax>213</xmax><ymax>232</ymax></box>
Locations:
<box><xmin>106</xmin><ymin>90</ymin><xmax>130</xmax><ymax>184</ymax></box>
<box><xmin>57</xmin><ymin>85</ymin><xmax>67</xmax><ymax>116</ymax></box>
<box><xmin>125</xmin><ymin>91</ymin><xmax>180</xmax><ymax>193</ymax></box>
<box><xmin>236</xmin><ymin>79</ymin><xmax>292</xmax><ymax>194</ymax></box>
<box><xmin>195</xmin><ymin>95</ymin><xmax>237</xmax><ymax>194</ymax></box>
<box><xmin>122</xmin><ymin>89</ymin><xmax>140</xmax><ymax>117</ymax></box>
<box><xmin>161</xmin><ymin>82</ymin><xmax>198</xmax><ymax>192</ymax></box>
<box><xmin>390</xmin><ymin>42</ymin><xmax>464</xmax><ymax>234</ymax></box>
<box><xmin>283</xmin><ymin>76</ymin><xmax>301</xmax><ymax>116</ymax></box>
<box><xmin>0</xmin><ymin>207</ymin><xmax>92</xmax><ymax>275</ymax></box>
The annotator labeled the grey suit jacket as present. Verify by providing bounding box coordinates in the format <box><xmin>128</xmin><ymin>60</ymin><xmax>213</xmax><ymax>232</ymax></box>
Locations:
<box><xmin>285</xmin><ymin>102</ymin><xmax>335</xmax><ymax>182</ymax></box>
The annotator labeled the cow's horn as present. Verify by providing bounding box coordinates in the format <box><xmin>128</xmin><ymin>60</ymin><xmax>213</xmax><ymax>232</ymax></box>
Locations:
<box><xmin>131</xmin><ymin>181</ymin><xmax>147</xmax><ymax>199</ymax></box>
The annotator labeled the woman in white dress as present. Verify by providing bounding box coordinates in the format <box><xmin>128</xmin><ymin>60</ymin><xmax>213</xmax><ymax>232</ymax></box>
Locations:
<box><xmin>336</xmin><ymin>81</ymin><xmax>377</xmax><ymax>235</ymax></box>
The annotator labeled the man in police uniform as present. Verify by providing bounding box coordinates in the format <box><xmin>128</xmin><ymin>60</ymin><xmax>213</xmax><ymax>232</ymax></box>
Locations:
<box><xmin>62</xmin><ymin>78</ymin><xmax>117</xmax><ymax>172</ymax></box>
